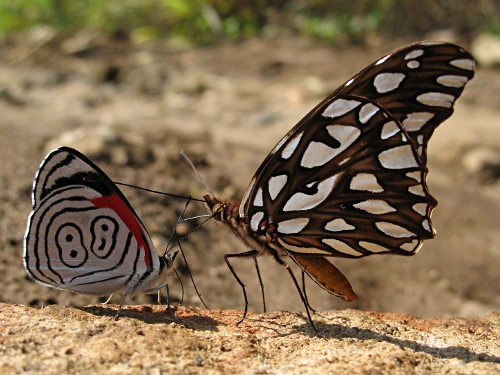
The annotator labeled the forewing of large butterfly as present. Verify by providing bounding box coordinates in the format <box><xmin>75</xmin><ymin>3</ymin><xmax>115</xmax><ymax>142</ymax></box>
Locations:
<box><xmin>24</xmin><ymin>147</ymin><xmax>158</xmax><ymax>295</ymax></box>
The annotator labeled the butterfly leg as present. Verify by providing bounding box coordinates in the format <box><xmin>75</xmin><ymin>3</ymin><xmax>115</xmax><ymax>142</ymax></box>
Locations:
<box><xmin>224</xmin><ymin>250</ymin><xmax>259</xmax><ymax>325</ymax></box>
<box><xmin>301</xmin><ymin>271</ymin><xmax>317</xmax><ymax>314</ymax></box>
<box><xmin>269</xmin><ymin>251</ymin><xmax>321</xmax><ymax>336</ymax></box>
<box><xmin>253</xmin><ymin>257</ymin><xmax>267</xmax><ymax>313</ymax></box>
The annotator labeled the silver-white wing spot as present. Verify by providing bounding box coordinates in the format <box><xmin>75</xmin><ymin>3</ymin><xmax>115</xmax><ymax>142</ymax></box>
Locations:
<box><xmin>268</xmin><ymin>174</ymin><xmax>288</xmax><ymax>200</ymax></box>
<box><xmin>345</xmin><ymin>78</ymin><xmax>355</xmax><ymax>87</ymax></box>
<box><xmin>325</xmin><ymin>218</ymin><xmax>355</xmax><ymax>232</ymax></box>
<box><xmin>402</xmin><ymin>112</ymin><xmax>434</xmax><ymax>132</ymax></box>
<box><xmin>283</xmin><ymin>174</ymin><xmax>340</xmax><ymax>212</ymax></box>
<box><xmin>373</xmin><ymin>73</ymin><xmax>406</xmax><ymax>93</ymax></box>
<box><xmin>400</xmin><ymin>240</ymin><xmax>421</xmax><ymax>252</ymax></box>
<box><xmin>350</xmin><ymin>173</ymin><xmax>384</xmax><ymax>192</ymax></box>
<box><xmin>379</xmin><ymin>145</ymin><xmax>418</xmax><ymax>169</ymax></box>
<box><xmin>239</xmin><ymin>178</ymin><xmax>256</xmax><ymax>217</ymax></box>
<box><xmin>417</xmin><ymin>92</ymin><xmax>455</xmax><ymax>108</ymax></box>
<box><xmin>450</xmin><ymin>59</ymin><xmax>474</xmax><ymax>71</ymax></box>
<box><xmin>253</xmin><ymin>188</ymin><xmax>263</xmax><ymax>207</ymax></box>
<box><xmin>250</xmin><ymin>211</ymin><xmax>265</xmax><ymax>231</ymax></box>
<box><xmin>376</xmin><ymin>222</ymin><xmax>415</xmax><ymax>238</ymax></box>
<box><xmin>281</xmin><ymin>132</ymin><xmax>304</xmax><ymax>160</ymax></box>
<box><xmin>277</xmin><ymin>218</ymin><xmax>309</xmax><ymax>234</ymax></box>
<box><xmin>327</xmin><ymin>125</ymin><xmax>361</xmax><ymax>149</ymax></box>
<box><xmin>323</xmin><ymin>98</ymin><xmax>361</xmax><ymax>118</ymax></box>
<box><xmin>422</xmin><ymin>219</ymin><xmax>431</xmax><ymax>232</ymax></box>
<box><xmin>406</xmin><ymin>171</ymin><xmax>421</xmax><ymax>182</ymax></box>
<box><xmin>278</xmin><ymin>238</ymin><xmax>331</xmax><ymax>255</ymax></box>
<box><xmin>300</xmin><ymin>141</ymin><xmax>337</xmax><ymax>168</ymax></box>
<box><xmin>404</xmin><ymin>49</ymin><xmax>424</xmax><ymax>60</ymax></box>
<box><xmin>359</xmin><ymin>241</ymin><xmax>390</xmax><ymax>253</ymax></box>
<box><xmin>381</xmin><ymin>121</ymin><xmax>400</xmax><ymax>139</ymax></box>
<box><xmin>353</xmin><ymin>200</ymin><xmax>397</xmax><ymax>215</ymax></box>
<box><xmin>408</xmin><ymin>184</ymin><xmax>425</xmax><ymax>197</ymax></box>
<box><xmin>359</xmin><ymin>103</ymin><xmax>380</xmax><ymax>124</ymax></box>
<box><xmin>437</xmin><ymin>75</ymin><xmax>468</xmax><ymax>88</ymax></box>
<box><xmin>323</xmin><ymin>239</ymin><xmax>360</xmax><ymax>256</ymax></box>
<box><xmin>407</xmin><ymin>60</ymin><xmax>420</xmax><ymax>69</ymax></box>
<box><xmin>412</xmin><ymin>203</ymin><xmax>427</xmax><ymax>216</ymax></box>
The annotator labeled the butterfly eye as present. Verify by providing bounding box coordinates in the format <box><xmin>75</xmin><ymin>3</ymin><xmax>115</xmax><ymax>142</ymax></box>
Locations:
<box><xmin>212</xmin><ymin>203</ymin><xmax>223</xmax><ymax>219</ymax></box>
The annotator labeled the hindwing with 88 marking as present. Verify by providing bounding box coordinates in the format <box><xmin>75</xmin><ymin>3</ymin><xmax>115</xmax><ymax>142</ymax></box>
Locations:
<box><xmin>24</xmin><ymin>147</ymin><xmax>178</xmax><ymax>316</ymax></box>
<box><xmin>204</xmin><ymin>42</ymin><xmax>475</xmax><ymax>328</ymax></box>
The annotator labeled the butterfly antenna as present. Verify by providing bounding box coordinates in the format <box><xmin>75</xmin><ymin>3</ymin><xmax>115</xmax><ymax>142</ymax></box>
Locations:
<box><xmin>165</xmin><ymin>196</ymin><xmax>193</xmax><ymax>256</ymax></box>
<box><xmin>180</xmin><ymin>150</ymin><xmax>216</xmax><ymax>197</ymax></box>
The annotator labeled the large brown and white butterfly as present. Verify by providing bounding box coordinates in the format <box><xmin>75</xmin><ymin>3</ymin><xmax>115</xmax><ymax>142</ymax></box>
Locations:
<box><xmin>203</xmin><ymin>41</ymin><xmax>475</xmax><ymax>331</ymax></box>
<box><xmin>24</xmin><ymin>146</ymin><xmax>178</xmax><ymax>317</ymax></box>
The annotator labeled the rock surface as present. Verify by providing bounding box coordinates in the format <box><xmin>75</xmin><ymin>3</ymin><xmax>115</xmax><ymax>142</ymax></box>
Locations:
<box><xmin>0</xmin><ymin>303</ymin><xmax>499</xmax><ymax>374</ymax></box>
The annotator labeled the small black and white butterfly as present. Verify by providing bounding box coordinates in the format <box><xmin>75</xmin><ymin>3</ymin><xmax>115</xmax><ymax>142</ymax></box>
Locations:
<box><xmin>202</xmin><ymin>41</ymin><xmax>475</xmax><ymax>331</ymax></box>
<box><xmin>23</xmin><ymin>146</ymin><xmax>178</xmax><ymax>317</ymax></box>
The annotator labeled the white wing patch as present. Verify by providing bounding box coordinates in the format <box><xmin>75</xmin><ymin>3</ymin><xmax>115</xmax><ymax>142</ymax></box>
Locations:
<box><xmin>450</xmin><ymin>59</ymin><xmax>474</xmax><ymax>70</ymax></box>
<box><xmin>373</xmin><ymin>73</ymin><xmax>406</xmax><ymax>93</ymax></box>
<box><xmin>278</xmin><ymin>238</ymin><xmax>332</xmax><ymax>255</ymax></box>
<box><xmin>253</xmin><ymin>188</ymin><xmax>264</xmax><ymax>207</ymax></box>
<box><xmin>323</xmin><ymin>99</ymin><xmax>361</xmax><ymax>118</ymax></box>
<box><xmin>250</xmin><ymin>211</ymin><xmax>265</xmax><ymax>231</ymax></box>
<box><xmin>359</xmin><ymin>241</ymin><xmax>390</xmax><ymax>253</ymax></box>
<box><xmin>322</xmin><ymin>238</ymin><xmax>360</xmax><ymax>256</ymax></box>
<box><xmin>400</xmin><ymin>240</ymin><xmax>421</xmax><ymax>252</ymax></box>
<box><xmin>416</xmin><ymin>92</ymin><xmax>455</xmax><ymax>108</ymax></box>
<box><xmin>402</xmin><ymin>112</ymin><xmax>434</xmax><ymax>131</ymax></box>
<box><xmin>350</xmin><ymin>173</ymin><xmax>384</xmax><ymax>192</ymax></box>
<box><xmin>268</xmin><ymin>174</ymin><xmax>288</xmax><ymax>200</ymax></box>
<box><xmin>277</xmin><ymin>218</ymin><xmax>309</xmax><ymax>234</ymax></box>
<box><xmin>381</xmin><ymin>121</ymin><xmax>400</xmax><ymax>139</ymax></box>
<box><xmin>404</xmin><ymin>49</ymin><xmax>424</xmax><ymax>60</ymax></box>
<box><xmin>437</xmin><ymin>75</ymin><xmax>468</xmax><ymax>88</ymax></box>
<box><xmin>324</xmin><ymin>218</ymin><xmax>355</xmax><ymax>232</ymax></box>
<box><xmin>300</xmin><ymin>141</ymin><xmax>337</xmax><ymax>168</ymax></box>
<box><xmin>353</xmin><ymin>200</ymin><xmax>397</xmax><ymax>215</ymax></box>
<box><xmin>359</xmin><ymin>103</ymin><xmax>379</xmax><ymax>124</ymax></box>
<box><xmin>281</xmin><ymin>132</ymin><xmax>304</xmax><ymax>160</ymax></box>
<box><xmin>283</xmin><ymin>174</ymin><xmax>340</xmax><ymax>212</ymax></box>
<box><xmin>412</xmin><ymin>203</ymin><xmax>427</xmax><ymax>216</ymax></box>
<box><xmin>378</xmin><ymin>145</ymin><xmax>418</xmax><ymax>169</ymax></box>
<box><xmin>376</xmin><ymin>222</ymin><xmax>415</xmax><ymax>238</ymax></box>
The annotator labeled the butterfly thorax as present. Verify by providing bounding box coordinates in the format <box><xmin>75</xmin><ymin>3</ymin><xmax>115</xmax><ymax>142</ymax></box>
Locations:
<box><xmin>204</xmin><ymin>195</ymin><xmax>281</xmax><ymax>256</ymax></box>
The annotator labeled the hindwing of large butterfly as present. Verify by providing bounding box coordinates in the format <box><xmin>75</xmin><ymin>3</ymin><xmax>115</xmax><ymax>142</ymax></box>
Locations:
<box><xmin>203</xmin><ymin>41</ymin><xmax>475</xmax><ymax>332</ymax></box>
<box><xmin>23</xmin><ymin>146</ymin><xmax>178</xmax><ymax>317</ymax></box>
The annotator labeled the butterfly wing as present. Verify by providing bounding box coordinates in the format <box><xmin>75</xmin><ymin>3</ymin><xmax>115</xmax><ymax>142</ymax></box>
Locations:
<box><xmin>24</xmin><ymin>147</ymin><xmax>162</xmax><ymax>295</ymax></box>
<box><xmin>240</xmin><ymin>42</ymin><xmax>475</xmax><ymax>259</ymax></box>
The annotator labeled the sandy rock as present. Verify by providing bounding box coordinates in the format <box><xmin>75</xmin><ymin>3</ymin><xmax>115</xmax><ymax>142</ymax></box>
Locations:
<box><xmin>0</xmin><ymin>303</ymin><xmax>498</xmax><ymax>374</ymax></box>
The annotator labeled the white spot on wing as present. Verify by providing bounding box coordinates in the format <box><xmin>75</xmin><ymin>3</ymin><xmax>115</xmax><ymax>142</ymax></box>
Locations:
<box><xmin>268</xmin><ymin>174</ymin><xmax>288</xmax><ymax>200</ymax></box>
<box><xmin>353</xmin><ymin>200</ymin><xmax>396</xmax><ymax>214</ymax></box>
<box><xmin>373</xmin><ymin>73</ymin><xmax>406</xmax><ymax>93</ymax></box>
<box><xmin>323</xmin><ymin>99</ymin><xmax>361</xmax><ymax>118</ymax></box>
<box><xmin>359</xmin><ymin>241</ymin><xmax>389</xmax><ymax>253</ymax></box>
<box><xmin>300</xmin><ymin>141</ymin><xmax>336</xmax><ymax>168</ymax></box>
<box><xmin>283</xmin><ymin>174</ymin><xmax>340</xmax><ymax>211</ymax></box>
<box><xmin>408</xmin><ymin>184</ymin><xmax>425</xmax><ymax>196</ymax></box>
<box><xmin>376</xmin><ymin>222</ymin><xmax>415</xmax><ymax>238</ymax></box>
<box><xmin>402</xmin><ymin>112</ymin><xmax>434</xmax><ymax>132</ymax></box>
<box><xmin>239</xmin><ymin>178</ymin><xmax>256</xmax><ymax>217</ymax></box>
<box><xmin>400</xmin><ymin>240</ymin><xmax>420</xmax><ymax>252</ymax></box>
<box><xmin>281</xmin><ymin>132</ymin><xmax>304</xmax><ymax>159</ymax></box>
<box><xmin>412</xmin><ymin>203</ymin><xmax>427</xmax><ymax>216</ymax></box>
<box><xmin>404</xmin><ymin>49</ymin><xmax>424</xmax><ymax>59</ymax></box>
<box><xmin>407</xmin><ymin>60</ymin><xmax>420</xmax><ymax>69</ymax></box>
<box><xmin>437</xmin><ymin>75</ymin><xmax>468</xmax><ymax>88</ymax></box>
<box><xmin>323</xmin><ymin>238</ymin><xmax>360</xmax><ymax>256</ymax></box>
<box><xmin>325</xmin><ymin>218</ymin><xmax>355</xmax><ymax>232</ymax></box>
<box><xmin>253</xmin><ymin>188</ymin><xmax>263</xmax><ymax>207</ymax></box>
<box><xmin>359</xmin><ymin>103</ymin><xmax>379</xmax><ymax>123</ymax></box>
<box><xmin>277</xmin><ymin>218</ymin><xmax>309</xmax><ymax>234</ymax></box>
<box><xmin>250</xmin><ymin>211</ymin><xmax>264</xmax><ymax>231</ymax></box>
<box><xmin>381</xmin><ymin>121</ymin><xmax>400</xmax><ymax>139</ymax></box>
<box><xmin>345</xmin><ymin>78</ymin><xmax>355</xmax><ymax>87</ymax></box>
<box><xmin>406</xmin><ymin>171</ymin><xmax>421</xmax><ymax>182</ymax></box>
<box><xmin>300</xmin><ymin>125</ymin><xmax>361</xmax><ymax>168</ymax></box>
<box><xmin>378</xmin><ymin>145</ymin><xmax>418</xmax><ymax>169</ymax></box>
<box><xmin>422</xmin><ymin>219</ymin><xmax>431</xmax><ymax>232</ymax></box>
<box><xmin>450</xmin><ymin>59</ymin><xmax>474</xmax><ymax>71</ymax></box>
<box><xmin>417</xmin><ymin>92</ymin><xmax>455</xmax><ymax>108</ymax></box>
<box><xmin>278</xmin><ymin>238</ymin><xmax>332</xmax><ymax>255</ymax></box>
<box><xmin>350</xmin><ymin>173</ymin><xmax>383</xmax><ymax>192</ymax></box>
